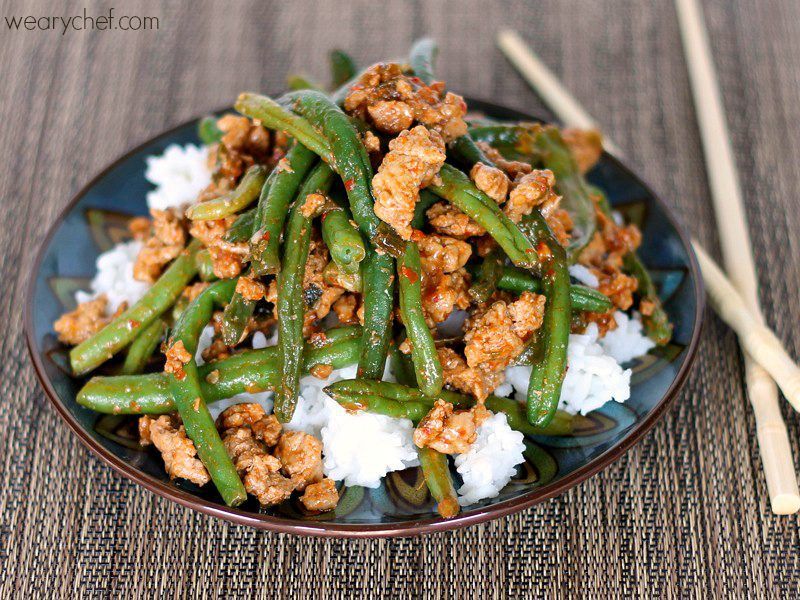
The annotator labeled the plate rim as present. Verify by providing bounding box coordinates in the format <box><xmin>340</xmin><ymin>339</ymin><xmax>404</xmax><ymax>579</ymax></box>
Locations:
<box><xmin>24</xmin><ymin>99</ymin><xmax>706</xmax><ymax>538</ymax></box>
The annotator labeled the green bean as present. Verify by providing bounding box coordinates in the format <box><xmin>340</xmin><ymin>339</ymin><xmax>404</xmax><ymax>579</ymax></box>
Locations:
<box><xmin>468</xmin><ymin>124</ymin><xmax>537</xmax><ymax>163</ymax></box>
<box><xmin>389</xmin><ymin>343</ymin><xmax>417</xmax><ymax>387</ymax></box>
<box><xmin>329</xmin><ymin>49</ymin><xmax>357</xmax><ymax>87</ymax></box>
<box><xmin>414</xmin><ymin>190</ymin><xmax>440</xmax><ymax>228</ymax></box>
<box><xmin>531</xmin><ymin>126</ymin><xmax>596</xmax><ymax>261</ymax></box>
<box><xmin>398</xmin><ymin>242</ymin><xmax>442</xmax><ymax>396</ymax></box>
<box><xmin>321</xmin><ymin>204</ymin><xmax>365</xmax><ymax>274</ymax></box>
<box><xmin>194</xmin><ymin>248</ymin><xmax>218</xmax><ymax>282</ymax></box>
<box><xmin>235</xmin><ymin>93</ymin><xmax>332</xmax><ymax>159</ymax></box>
<box><xmin>120</xmin><ymin>318</ymin><xmax>164</xmax><ymax>375</ymax></box>
<box><xmin>70</xmin><ymin>240</ymin><xmax>201</xmax><ymax>375</ymax></box>
<box><xmin>495</xmin><ymin>265</ymin><xmax>613</xmax><ymax>313</ymax></box>
<box><xmin>186</xmin><ymin>165</ymin><xmax>267</xmax><ymax>221</ymax></box>
<box><xmin>197</xmin><ymin>115</ymin><xmax>223</xmax><ymax>145</ymax></box>
<box><xmin>275</xmin><ymin>163</ymin><xmax>335</xmax><ymax>422</ymax></box>
<box><xmin>623</xmin><ymin>253</ymin><xmax>673</xmax><ymax>345</ymax></box>
<box><xmin>220</xmin><ymin>282</ymin><xmax>256</xmax><ymax>346</ymax></box>
<box><xmin>429</xmin><ymin>164</ymin><xmax>538</xmax><ymax>269</ymax></box>
<box><xmin>223</xmin><ymin>208</ymin><xmax>256</xmax><ymax>243</ymax></box>
<box><xmin>417</xmin><ymin>447</ymin><xmax>460</xmax><ymax>518</ymax></box>
<box><xmin>77</xmin><ymin>326</ymin><xmax>362</xmax><ymax>414</ymax></box>
<box><xmin>408</xmin><ymin>38</ymin><xmax>497</xmax><ymax>170</ymax></box>
<box><xmin>250</xmin><ymin>143</ymin><xmax>318</xmax><ymax>276</ymax></box>
<box><xmin>283</xmin><ymin>90</ymin><xmax>396</xmax><ymax>379</ymax></box>
<box><xmin>468</xmin><ymin>247</ymin><xmax>505</xmax><ymax>303</ymax></box>
<box><xmin>324</xmin><ymin>379</ymin><xmax>573</xmax><ymax>436</ymax></box>
<box><xmin>166</xmin><ymin>278</ymin><xmax>246</xmax><ymax>506</ymax></box>
<box><xmin>323</xmin><ymin>261</ymin><xmax>362</xmax><ymax>293</ymax></box>
<box><xmin>409</xmin><ymin>38</ymin><xmax>438</xmax><ymax>85</ymax></box>
<box><xmin>519</xmin><ymin>212</ymin><xmax>570</xmax><ymax>427</ymax></box>
<box><xmin>287</xmin><ymin>74</ymin><xmax>323</xmax><ymax>91</ymax></box>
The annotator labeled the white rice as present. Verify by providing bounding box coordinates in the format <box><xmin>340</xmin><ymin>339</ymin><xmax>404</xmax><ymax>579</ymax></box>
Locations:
<box><xmin>599</xmin><ymin>311</ymin><xmax>655</xmax><ymax>364</ymax></box>
<box><xmin>74</xmin><ymin>240</ymin><xmax>151</xmax><ymax>313</ymax></box>
<box><xmin>145</xmin><ymin>143</ymin><xmax>211</xmax><ymax>211</ymax></box>
<box><xmin>286</xmin><ymin>364</ymin><xmax>419</xmax><ymax>488</ymax></box>
<box><xmin>568</xmin><ymin>264</ymin><xmax>599</xmax><ymax>288</ymax></box>
<box><xmin>454</xmin><ymin>413</ymin><xmax>526</xmax><ymax>506</ymax></box>
<box><xmin>505</xmin><ymin>322</ymin><xmax>632</xmax><ymax>416</ymax></box>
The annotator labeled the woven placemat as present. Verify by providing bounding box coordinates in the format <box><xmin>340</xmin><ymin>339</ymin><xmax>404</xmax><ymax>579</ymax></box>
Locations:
<box><xmin>1</xmin><ymin>1</ymin><xmax>798</xmax><ymax>597</ymax></box>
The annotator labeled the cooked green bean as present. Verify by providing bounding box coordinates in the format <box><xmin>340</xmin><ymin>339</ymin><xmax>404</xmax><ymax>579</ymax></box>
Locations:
<box><xmin>77</xmin><ymin>326</ymin><xmax>363</xmax><ymax>414</ymax></box>
<box><xmin>398</xmin><ymin>242</ymin><xmax>442</xmax><ymax>396</ymax></box>
<box><xmin>417</xmin><ymin>447</ymin><xmax>459</xmax><ymax>518</ymax></box>
<box><xmin>495</xmin><ymin>265</ymin><xmax>613</xmax><ymax>313</ymax></box>
<box><xmin>468</xmin><ymin>247</ymin><xmax>505</xmax><ymax>303</ymax></box>
<box><xmin>324</xmin><ymin>379</ymin><xmax>573</xmax><ymax>436</ymax></box>
<box><xmin>623</xmin><ymin>253</ymin><xmax>673</xmax><ymax>345</ymax></box>
<box><xmin>235</xmin><ymin>93</ymin><xmax>333</xmax><ymax>159</ymax></box>
<box><xmin>283</xmin><ymin>90</ymin><xmax>396</xmax><ymax>379</ymax></box>
<box><xmin>287</xmin><ymin>74</ymin><xmax>323</xmax><ymax>91</ymax></box>
<box><xmin>186</xmin><ymin>165</ymin><xmax>267</xmax><ymax>221</ymax></box>
<box><xmin>389</xmin><ymin>343</ymin><xmax>417</xmax><ymax>387</ymax></box>
<box><xmin>531</xmin><ymin>126</ymin><xmax>596</xmax><ymax>261</ymax></box>
<box><xmin>323</xmin><ymin>261</ymin><xmax>362</xmax><ymax>293</ymax></box>
<box><xmin>519</xmin><ymin>212</ymin><xmax>570</xmax><ymax>427</ymax></box>
<box><xmin>70</xmin><ymin>240</ymin><xmax>201</xmax><ymax>375</ymax></box>
<box><xmin>275</xmin><ymin>163</ymin><xmax>335</xmax><ymax>422</ymax></box>
<box><xmin>409</xmin><ymin>37</ymin><xmax>438</xmax><ymax>85</ymax></box>
<box><xmin>429</xmin><ymin>164</ymin><xmax>538</xmax><ymax>269</ymax></box>
<box><xmin>194</xmin><ymin>248</ymin><xmax>218</xmax><ymax>282</ymax></box>
<box><xmin>329</xmin><ymin>49</ymin><xmax>357</xmax><ymax>87</ymax></box>
<box><xmin>250</xmin><ymin>143</ymin><xmax>318</xmax><ymax>276</ymax></box>
<box><xmin>120</xmin><ymin>318</ymin><xmax>165</xmax><ymax>375</ymax></box>
<box><xmin>197</xmin><ymin>115</ymin><xmax>223</xmax><ymax>145</ymax></box>
<box><xmin>166</xmin><ymin>278</ymin><xmax>246</xmax><ymax>506</ymax></box>
<box><xmin>468</xmin><ymin>124</ymin><xmax>536</xmax><ymax>163</ymax></box>
<box><xmin>220</xmin><ymin>281</ymin><xmax>256</xmax><ymax>346</ymax></box>
<box><xmin>223</xmin><ymin>208</ymin><xmax>257</xmax><ymax>243</ymax></box>
<box><xmin>321</xmin><ymin>203</ymin><xmax>365</xmax><ymax>274</ymax></box>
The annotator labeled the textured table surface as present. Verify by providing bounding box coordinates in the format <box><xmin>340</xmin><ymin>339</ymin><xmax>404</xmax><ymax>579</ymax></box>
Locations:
<box><xmin>2</xmin><ymin>0</ymin><xmax>799</xmax><ymax>597</ymax></box>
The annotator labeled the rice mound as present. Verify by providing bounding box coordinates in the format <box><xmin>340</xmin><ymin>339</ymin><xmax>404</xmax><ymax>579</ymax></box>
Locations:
<box><xmin>454</xmin><ymin>412</ymin><xmax>526</xmax><ymax>506</ymax></box>
<box><xmin>599</xmin><ymin>311</ymin><xmax>655</xmax><ymax>364</ymax></box>
<box><xmin>145</xmin><ymin>143</ymin><xmax>211</xmax><ymax>210</ymax></box>
<box><xmin>505</xmin><ymin>322</ymin><xmax>632</xmax><ymax>416</ymax></box>
<box><xmin>285</xmin><ymin>364</ymin><xmax>419</xmax><ymax>488</ymax></box>
<box><xmin>74</xmin><ymin>240</ymin><xmax>150</xmax><ymax>313</ymax></box>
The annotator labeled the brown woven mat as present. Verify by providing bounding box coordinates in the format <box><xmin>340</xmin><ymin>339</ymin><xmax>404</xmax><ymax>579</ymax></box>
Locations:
<box><xmin>1</xmin><ymin>1</ymin><xmax>799</xmax><ymax>597</ymax></box>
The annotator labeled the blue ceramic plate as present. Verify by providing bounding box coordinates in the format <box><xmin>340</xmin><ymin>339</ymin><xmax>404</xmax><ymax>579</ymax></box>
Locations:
<box><xmin>25</xmin><ymin>100</ymin><xmax>704</xmax><ymax>537</ymax></box>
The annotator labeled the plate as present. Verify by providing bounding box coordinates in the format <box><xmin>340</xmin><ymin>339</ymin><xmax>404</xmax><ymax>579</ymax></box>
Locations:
<box><xmin>25</xmin><ymin>100</ymin><xmax>704</xmax><ymax>537</ymax></box>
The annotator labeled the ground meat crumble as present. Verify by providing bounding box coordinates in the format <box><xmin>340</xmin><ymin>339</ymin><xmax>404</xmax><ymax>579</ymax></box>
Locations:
<box><xmin>343</xmin><ymin>62</ymin><xmax>468</xmax><ymax>142</ymax></box>
<box><xmin>372</xmin><ymin>125</ymin><xmax>446</xmax><ymax>240</ymax></box>
<box><xmin>53</xmin><ymin>296</ymin><xmax>114</xmax><ymax>345</ymax></box>
<box><xmin>413</xmin><ymin>399</ymin><xmax>491</xmax><ymax>454</ymax></box>
<box><xmin>139</xmin><ymin>414</ymin><xmax>210</xmax><ymax>485</ymax></box>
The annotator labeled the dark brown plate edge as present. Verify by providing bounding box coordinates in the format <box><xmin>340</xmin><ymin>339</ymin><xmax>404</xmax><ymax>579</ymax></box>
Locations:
<box><xmin>24</xmin><ymin>100</ymin><xmax>706</xmax><ymax>538</ymax></box>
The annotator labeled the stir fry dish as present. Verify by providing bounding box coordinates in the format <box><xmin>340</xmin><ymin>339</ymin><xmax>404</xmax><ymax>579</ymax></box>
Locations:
<box><xmin>56</xmin><ymin>39</ymin><xmax>671</xmax><ymax>517</ymax></box>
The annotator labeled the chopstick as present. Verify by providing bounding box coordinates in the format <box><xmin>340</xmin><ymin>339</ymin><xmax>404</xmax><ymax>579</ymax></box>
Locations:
<box><xmin>674</xmin><ymin>0</ymin><xmax>800</xmax><ymax>514</ymax></box>
<box><xmin>497</xmin><ymin>27</ymin><xmax>800</xmax><ymax>513</ymax></box>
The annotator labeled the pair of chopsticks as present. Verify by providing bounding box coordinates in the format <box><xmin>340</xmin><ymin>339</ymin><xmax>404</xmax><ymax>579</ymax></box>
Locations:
<box><xmin>497</xmin><ymin>3</ymin><xmax>800</xmax><ymax>515</ymax></box>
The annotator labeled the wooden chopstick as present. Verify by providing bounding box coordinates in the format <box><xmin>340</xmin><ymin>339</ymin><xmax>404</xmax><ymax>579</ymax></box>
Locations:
<box><xmin>497</xmin><ymin>27</ymin><xmax>800</xmax><ymax>513</ymax></box>
<box><xmin>674</xmin><ymin>0</ymin><xmax>800</xmax><ymax>514</ymax></box>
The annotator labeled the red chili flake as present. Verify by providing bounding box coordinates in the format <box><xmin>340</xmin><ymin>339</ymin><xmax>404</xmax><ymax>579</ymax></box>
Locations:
<box><xmin>128</xmin><ymin>319</ymin><xmax>140</xmax><ymax>329</ymax></box>
<box><xmin>410</xmin><ymin>229</ymin><xmax>425</xmax><ymax>242</ymax></box>
<box><xmin>344</xmin><ymin>178</ymin><xmax>355</xmax><ymax>191</ymax></box>
<box><xmin>263</xmin><ymin>231</ymin><xmax>271</xmax><ymax>242</ymax></box>
<box><xmin>458</xmin><ymin>97</ymin><xmax>467</xmax><ymax>112</ymax></box>
<box><xmin>536</xmin><ymin>241</ymin><xmax>552</xmax><ymax>261</ymax></box>
<box><xmin>409</xmin><ymin>76</ymin><xmax>423</xmax><ymax>85</ymax></box>
<box><xmin>400</xmin><ymin>266</ymin><xmax>419</xmax><ymax>284</ymax></box>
